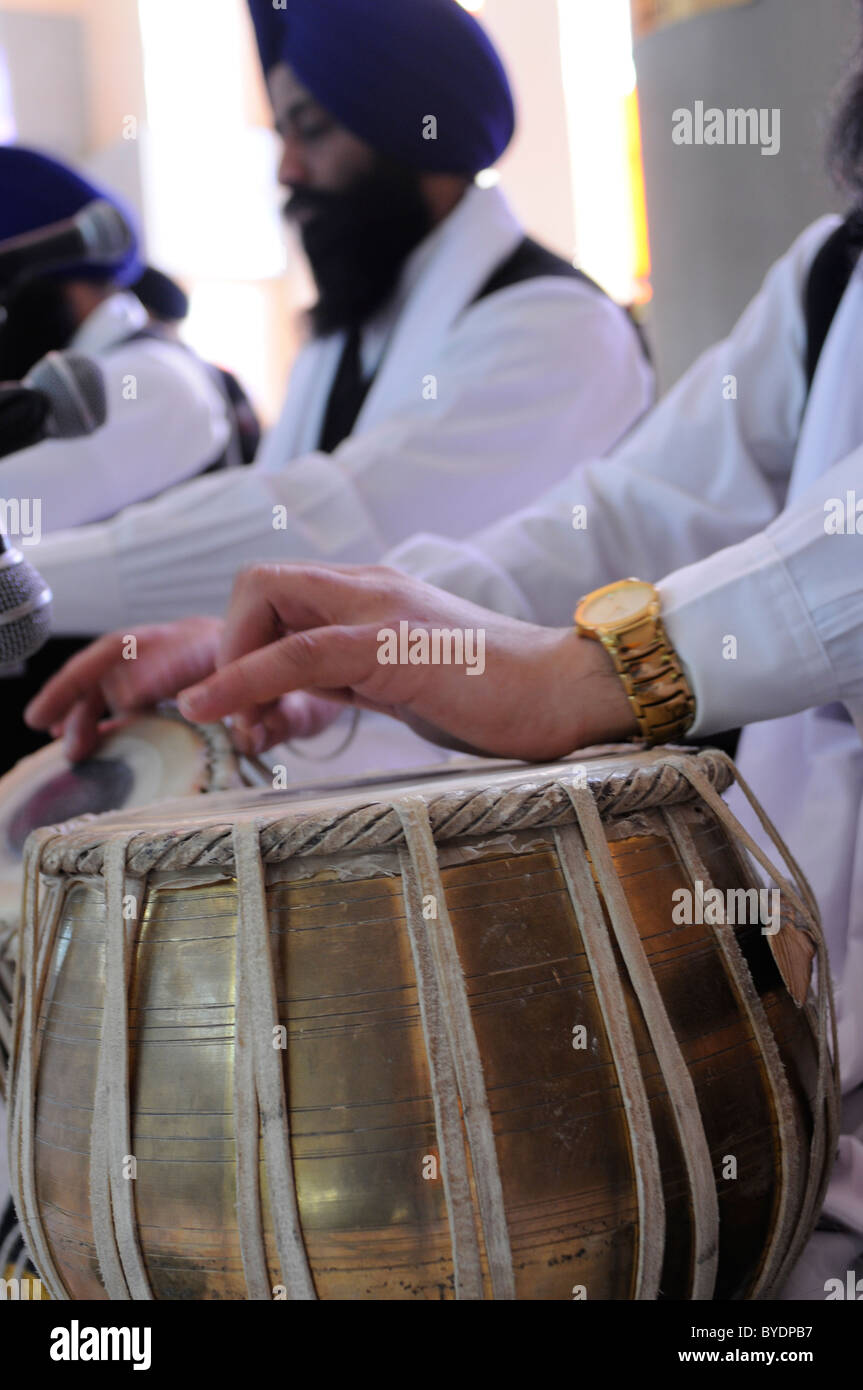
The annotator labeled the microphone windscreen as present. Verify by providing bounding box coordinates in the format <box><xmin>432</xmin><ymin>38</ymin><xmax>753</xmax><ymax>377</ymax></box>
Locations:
<box><xmin>25</xmin><ymin>352</ymin><xmax>107</xmax><ymax>438</ymax></box>
<box><xmin>0</xmin><ymin>550</ymin><xmax>52</xmax><ymax>667</ymax></box>
<box><xmin>76</xmin><ymin>199</ymin><xmax>135</xmax><ymax>264</ymax></box>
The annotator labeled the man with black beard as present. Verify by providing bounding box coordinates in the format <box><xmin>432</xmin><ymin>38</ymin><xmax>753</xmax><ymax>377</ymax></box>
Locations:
<box><xmin>286</xmin><ymin>158</ymin><xmax>436</xmax><ymax>341</ymax></box>
<box><xmin>19</xmin><ymin>0</ymin><xmax>652</xmax><ymax>775</ymax></box>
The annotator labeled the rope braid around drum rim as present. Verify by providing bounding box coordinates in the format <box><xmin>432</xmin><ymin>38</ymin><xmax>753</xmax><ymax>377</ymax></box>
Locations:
<box><xmin>36</xmin><ymin>748</ymin><xmax>738</xmax><ymax>879</ymax></box>
<box><xmin>6</xmin><ymin>748</ymin><xmax>839</xmax><ymax>1301</ymax></box>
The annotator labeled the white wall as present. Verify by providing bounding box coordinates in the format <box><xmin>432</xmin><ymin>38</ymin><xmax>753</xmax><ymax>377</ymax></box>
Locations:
<box><xmin>634</xmin><ymin>0</ymin><xmax>860</xmax><ymax>388</ymax></box>
<box><xmin>480</xmin><ymin>0</ymin><xmax>577</xmax><ymax>258</ymax></box>
<box><xmin>0</xmin><ymin>0</ymin><xmax>150</xmax><ymax>234</ymax></box>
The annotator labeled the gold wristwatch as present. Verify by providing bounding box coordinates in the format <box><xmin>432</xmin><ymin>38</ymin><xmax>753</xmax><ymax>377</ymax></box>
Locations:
<box><xmin>574</xmin><ymin>579</ymin><xmax>696</xmax><ymax>746</ymax></box>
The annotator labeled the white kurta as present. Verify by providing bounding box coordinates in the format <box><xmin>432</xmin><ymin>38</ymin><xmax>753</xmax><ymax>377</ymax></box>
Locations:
<box><xmin>32</xmin><ymin>186</ymin><xmax>653</xmax><ymax>633</ymax></box>
<box><xmin>389</xmin><ymin>215</ymin><xmax>863</xmax><ymax>1296</ymax></box>
<box><xmin>0</xmin><ymin>292</ymin><xmax>231</xmax><ymax>535</ymax></box>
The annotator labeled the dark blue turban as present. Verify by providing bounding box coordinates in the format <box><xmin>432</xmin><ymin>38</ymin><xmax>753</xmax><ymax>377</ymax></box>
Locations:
<box><xmin>247</xmin><ymin>0</ymin><xmax>516</xmax><ymax>176</ymax></box>
<box><xmin>0</xmin><ymin>145</ymin><xmax>143</xmax><ymax>286</ymax></box>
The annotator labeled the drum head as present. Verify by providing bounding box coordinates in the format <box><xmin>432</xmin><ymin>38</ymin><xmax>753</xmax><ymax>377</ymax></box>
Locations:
<box><xmin>0</xmin><ymin>715</ymin><xmax>239</xmax><ymax>933</ymax></box>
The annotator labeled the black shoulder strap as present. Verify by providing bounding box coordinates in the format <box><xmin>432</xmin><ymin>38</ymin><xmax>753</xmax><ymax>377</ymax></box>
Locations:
<box><xmin>118</xmin><ymin>326</ymin><xmax>251</xmax><ymax>472</ymax></box>
<box><xmin>472</xmin><ymin>236</ymin><xmax>601</xmax><ymax>302</ymax></box>
<box><xmin>805</xmin><ymin>214</ymin><xmax>863</xmax><ymax>390</ymax></box>
<box><xmin>471</xmin><ymin>235</ymin><xmax>651</xmax><ymax>363</ymax></box>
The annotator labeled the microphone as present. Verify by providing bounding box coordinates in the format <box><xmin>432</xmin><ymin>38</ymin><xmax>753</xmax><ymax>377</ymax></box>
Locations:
<box><xmin>25</xmin><ymin>352</ymin><xmax>107</xmax><ymax>437</ymax></box>
<box><xmin>0</xmin><ymin>352</ymin><xmax>107</xmax><ymax>459</ymax></box>
<box><xmin>0</xmin><ymin>542</ymin><xmax>52</xmax><ymax>673</ymax></box>
<box><xmin>0</xmin><ymin>384</ymin><xmax>48</xmax><ymax>458</ymax></box>
<box><xmin>0</xmin><ymin>200</ymin><xmax>134</xmax><ymax>293</ymax></box>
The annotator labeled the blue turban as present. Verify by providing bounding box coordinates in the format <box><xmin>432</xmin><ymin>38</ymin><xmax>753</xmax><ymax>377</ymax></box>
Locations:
<box><xmin>132</xmin><ymin>266</ymin><xmax>190</xmax><ymax>323</ymax></box>
<box><xmin>248</xmin><ymin>0</ymin><xmax>516</xmax><ymax>176</ymax></box>
<box><xmin>0</xmin><ymin>146</ymin><xmax>143</xmax><ymax>286</ymax></box>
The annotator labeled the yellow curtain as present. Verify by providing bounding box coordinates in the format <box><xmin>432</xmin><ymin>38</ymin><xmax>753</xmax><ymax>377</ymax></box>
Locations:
<box><xmin>631</xmin><ymin>0</ymin><xmax>754</xmax><ymax>42</ymax></box>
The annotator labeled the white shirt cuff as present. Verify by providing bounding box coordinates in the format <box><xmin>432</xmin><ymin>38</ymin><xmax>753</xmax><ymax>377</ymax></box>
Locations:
<box><xmin>658</xmin><ymin>532</ymin><xmax>839</xmax><ymax>737</ymax></box>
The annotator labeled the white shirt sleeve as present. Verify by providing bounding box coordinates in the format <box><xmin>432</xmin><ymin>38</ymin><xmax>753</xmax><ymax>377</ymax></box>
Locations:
<box><xmin>661</xmin><ymin>444</ymin><xmax>863</xmax><ymax>736</ymax></box>
<box><xmin>388</xmin><ymin>218</ymin><xmax>838</xmax><ymax>627</ymax></box>
<box><xmin>0</xmin><ymin>338</ymin><xmax>231</xmax><ymax>536</ymax></box>
<box><xmin>35</xmin><ymin>279</ymin><xmax>653</xmax><ymax>633</ymax></box>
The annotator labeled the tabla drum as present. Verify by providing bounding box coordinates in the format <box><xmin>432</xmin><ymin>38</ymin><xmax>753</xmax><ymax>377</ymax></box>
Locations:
<box><xmin>0</xmin><ymin>712</ymin><xmax>258</xmax><ymax>1095</ymax></box>
<box><xmin>8</xmin><ymin>746</ymin><xmax>839</xmax><ymax>1301</ymax></box>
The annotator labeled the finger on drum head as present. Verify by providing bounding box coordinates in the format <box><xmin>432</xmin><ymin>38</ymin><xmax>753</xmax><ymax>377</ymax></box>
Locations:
<box><xmin>234</xmin><ymin>695</ymin><xmax>334</xmax><ymax>752</ymax></box>
<box><xmin>63</xmin><ymin>692</ymin><xmax>109</xmax><ymax>763</ymax></box>
<box><xmin>24</xmin><ymin>634</ymin><xmax>124</xmax><ymax>728</ymax></box>
<box><xmin>227</xmin><ymin>705</ymin><xmax>267</xmax><ymax>736</ymax></box>
<box><xmin>179</xmin><ymin>627</ymin><xmax>378</xmax><ymax>723</ymax></box>
<box><xmin>230</xmin><ymin>723</ymin><xmax>268</xmax><ymax>757</ymax></box>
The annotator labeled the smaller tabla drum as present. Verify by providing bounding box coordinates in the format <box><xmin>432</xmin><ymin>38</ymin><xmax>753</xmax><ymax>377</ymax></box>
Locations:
<box><xmin>8</xmin><ymin>746</ymin><xmax>840</xmax><ymax>1301</ymax></box>
<box><xmin>0</xmin><ymin>713</ymin><xmax>254</xmax><ymax>1093</ymax></box>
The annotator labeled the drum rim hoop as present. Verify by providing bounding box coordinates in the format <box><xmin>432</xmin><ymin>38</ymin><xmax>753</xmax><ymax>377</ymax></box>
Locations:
<box><xmin>33</xmin><ymin>747</ymin><xmax>735</xmax><ymax>880</ymax></box>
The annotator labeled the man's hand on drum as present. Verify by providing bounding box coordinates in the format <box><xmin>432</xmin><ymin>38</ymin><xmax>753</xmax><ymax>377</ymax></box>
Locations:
<box><xmin>165</xmin><ymin>564</ymin><xmax>638</xmax><ymax>762</ymax></box>
<box><xmin>24</xmin><ymin>616</ymin><xmax>227</xmax><ymax>761</ymax></box>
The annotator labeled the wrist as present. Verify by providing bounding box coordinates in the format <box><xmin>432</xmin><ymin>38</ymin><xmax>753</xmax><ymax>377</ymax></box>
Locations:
<box><xmin>548</xmin><ymin>628</ymin><xmax>640</xmax><ymax>752</ymax></box>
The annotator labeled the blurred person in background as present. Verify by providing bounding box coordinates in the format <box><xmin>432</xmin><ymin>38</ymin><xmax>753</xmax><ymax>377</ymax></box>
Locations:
<box><xmin>0</xmin><ymin>146</ymin><xmax>235</xmax><ymax>771</ymax></box>
<box><xmin>0</xmin><ymin>148</ymin><xmax>233</xmax><ymax>527</ymax></box>
<box><xmin>22</xmin><ymin>0</ymin><xmax>653</xmax><ymax>776</ymax></box>
<box><xmin>131</xmin><ymin>264</ymin><xmax>262</xmax><ymax>468</ymax></box>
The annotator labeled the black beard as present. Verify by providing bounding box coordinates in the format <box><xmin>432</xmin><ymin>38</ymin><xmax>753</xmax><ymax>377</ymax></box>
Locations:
<box><xmin>286</xmin><ymin>161</ymin><xmax>433</xmax><ymax>336</ymax></box>
<box><xmin>0</xmin><ymin>279</ymin><xmax>80</xmax><ymax>381</ymax></box>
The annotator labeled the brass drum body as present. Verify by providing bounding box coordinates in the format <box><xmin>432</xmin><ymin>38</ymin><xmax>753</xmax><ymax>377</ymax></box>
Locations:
<box><xmin>0</xmin><ymin>714</ymin><xmax>256</xmax><ymax>1093</ymax></box>
<box><xmin>7</xmin><ymin>748</ymin><xmax>838</xmax><ymax>1300</ymax></box>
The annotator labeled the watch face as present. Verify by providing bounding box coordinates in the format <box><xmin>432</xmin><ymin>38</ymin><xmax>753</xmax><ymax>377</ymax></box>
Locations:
<box><xmin>581</xmin><ymin>581</ymin><xmax>656</xmax><ymax>629</ymax></box>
